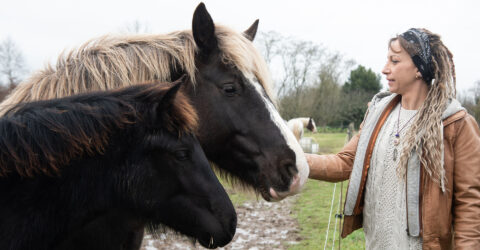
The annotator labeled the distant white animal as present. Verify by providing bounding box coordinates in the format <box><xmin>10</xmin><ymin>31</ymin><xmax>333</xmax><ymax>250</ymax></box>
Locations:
<box><xmin>287</xmin><ymin>117</ymin><xmax>317</xmax><ymax>141</ymax></box>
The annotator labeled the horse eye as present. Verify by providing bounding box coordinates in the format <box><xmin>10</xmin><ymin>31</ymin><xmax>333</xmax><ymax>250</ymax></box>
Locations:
<box><xmin>174</xmin><ymin>150</ymin><xmax>190</xmax><ymax>161</ymax></box>
<box><xmin>223</xmin><ymin>83</ymin><xmax>236</xmax><ymax>96</ymax></box>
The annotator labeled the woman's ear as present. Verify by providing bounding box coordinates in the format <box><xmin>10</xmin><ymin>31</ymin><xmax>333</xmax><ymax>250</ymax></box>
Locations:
<box><xmin>415</xmin><ymin>70</ymin><xmax>422</xmax><ymax>79</ymax></box>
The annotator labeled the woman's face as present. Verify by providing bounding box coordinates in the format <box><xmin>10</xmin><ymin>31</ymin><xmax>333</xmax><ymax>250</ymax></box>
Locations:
<box><xmin>382</xmin><ymin>39</ymin><xmax>420</xmax><ymax>94</ymax></box>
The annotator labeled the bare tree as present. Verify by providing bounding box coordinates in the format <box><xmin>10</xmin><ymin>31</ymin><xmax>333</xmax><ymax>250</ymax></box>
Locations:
<box><xmin>121</xmin><ymin>20</ymin><xmax>151</xmax><ymax>34</ymax></box>
<box><xmin>279</xmin><ymin>40</ymin><xmax>323</xmax><ymax>96</ymax></box>
<box><xmin>255</xmin><ymin>31</ymin><xmax>282</xmax><ymax>65</ymax></box>
<box><xmin>310</xmin><ymin>54</ymin><xmax>344</xmax><ymax>126</ymax></box>
<box><xmin>0</xmin><ymin>37</ymin><xmax>26</xmax><ymax>88</ymax></box>
<box><xmin>472</xmin><ymin>80</ymin><xmax>480</xmax><ymax>104</ymax></box>
<box><xmin>256</xmin><ymin>32</ymin><xmax>324</xmax><ymax>99</ymax></box>
<box><xmin>459</xmin><ymin>80</ymin><xmax>480</xmax><ymax>125</ymax></box>
<box><xmin>256</xmin><ymin>31</ymin><xmax>359</xmax><ymax>126</ymax></box>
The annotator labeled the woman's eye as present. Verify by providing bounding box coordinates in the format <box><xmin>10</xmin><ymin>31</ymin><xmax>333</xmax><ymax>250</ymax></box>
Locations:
<box><xmin>174</xmin><ymin>150</ymin><xmax>189</xmax><ymax>161</ymax></box>
<box><xmin>223</xmin><ymin>83</ymin><xmax>236</xmax><ymax>96</ymax></box>
<box><xmin>392</xmin><ymin>60</ymin><xmax>399</xmax><ymax>64</ymax></box>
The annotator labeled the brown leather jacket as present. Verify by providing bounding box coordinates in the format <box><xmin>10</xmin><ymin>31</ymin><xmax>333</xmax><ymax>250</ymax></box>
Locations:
<box><xmin>307</xmin><ymin>102</ymin><xmax>480</xmax><ymax>249</ymax></box>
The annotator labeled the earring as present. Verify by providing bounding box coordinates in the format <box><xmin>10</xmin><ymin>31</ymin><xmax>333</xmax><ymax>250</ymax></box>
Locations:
<box><xmin>415</xmin><ymin>75</ymin><xmax>421</xmax><ymax>79</ymax></box>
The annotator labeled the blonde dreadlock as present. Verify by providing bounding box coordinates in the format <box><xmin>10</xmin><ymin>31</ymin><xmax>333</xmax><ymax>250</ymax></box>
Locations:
<box><xmin>395</xmin><ymin>29</ymin><xmax>456</xmax><ymax>191</ymax></box>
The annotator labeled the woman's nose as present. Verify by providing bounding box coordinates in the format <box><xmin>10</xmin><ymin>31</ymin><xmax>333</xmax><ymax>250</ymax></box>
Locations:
<box><xmin>382</xmin><ymin>64</ymin><xmax>390</xmax><ymax>75</ymax></box>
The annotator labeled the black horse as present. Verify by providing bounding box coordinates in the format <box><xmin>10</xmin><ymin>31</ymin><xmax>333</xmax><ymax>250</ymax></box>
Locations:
<box><xmin>0</xmin><ymin>80</ymin><xmax>236</xmax><ymax>250</ymax></box>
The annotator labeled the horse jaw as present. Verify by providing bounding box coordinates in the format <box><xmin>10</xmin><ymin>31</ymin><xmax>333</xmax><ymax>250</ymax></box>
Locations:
<box><xmin>251</xmin><ymin>81</ymin><xmax>310</xmax><ymax>197</ymax></box>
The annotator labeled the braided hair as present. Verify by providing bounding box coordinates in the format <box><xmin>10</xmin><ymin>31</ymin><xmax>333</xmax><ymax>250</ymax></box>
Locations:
<box><xmin>393</xmin><ymin>28</ymin><xmax>456</xmax><ymax>191</ymax></box>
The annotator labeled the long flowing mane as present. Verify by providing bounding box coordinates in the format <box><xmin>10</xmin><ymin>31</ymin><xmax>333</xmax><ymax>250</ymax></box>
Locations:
<box><xmin>0</xmin><ymin>25</ymin><xmax>274</xmax><ymax>114</ymax></box>
<box><xmin>0</xmin><ymin>83</ymin><xmax>197</xmax><ymax>177</ymax></box>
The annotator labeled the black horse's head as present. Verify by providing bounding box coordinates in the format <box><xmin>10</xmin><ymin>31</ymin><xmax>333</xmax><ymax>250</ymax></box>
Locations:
<box><xmin>137</xmin><ymin>131</ymin><xmax>236</xmax><ymax>248</ymax></box>
<box><xmin>118</xmin><ymin>81</ymin><xmax>236</xmax><ymax>248</ymax></box>
<box><xmin>182</xmin><ymin>3</ymin><xmax>309</xmax><ymax>201</ymax></box>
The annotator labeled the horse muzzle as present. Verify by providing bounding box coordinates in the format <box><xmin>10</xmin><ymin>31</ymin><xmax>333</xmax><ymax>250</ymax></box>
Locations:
<box><xmin>268</xmin><ymin>174</ymin><xmax>302</xmax><ymax>201</ymax></box>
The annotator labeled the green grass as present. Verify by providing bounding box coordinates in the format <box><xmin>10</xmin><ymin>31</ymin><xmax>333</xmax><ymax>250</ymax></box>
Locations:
<box><xmin>290</xmin><ymin>180</ymin><xmax>364</xmax><ymax>250</ymax></box>
<box><xmin>305</xmin><ymin>131</ymin><xmax>349</xmax><ymax>154</ymax></box>
<box><xmin>289</xmin><ymin>132</ymin><xmax>365</xmax><ymax>250</ymax></box>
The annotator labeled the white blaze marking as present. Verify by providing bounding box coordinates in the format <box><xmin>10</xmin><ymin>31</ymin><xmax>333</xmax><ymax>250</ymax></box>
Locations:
<box><xmin>251</xmin><ymin>80</ymin><xmax>309</xmax><ymax>193</ymax></box>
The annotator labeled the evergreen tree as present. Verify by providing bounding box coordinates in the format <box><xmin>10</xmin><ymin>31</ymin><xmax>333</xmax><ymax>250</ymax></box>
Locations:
<box><xmin>340</xmin><ymin>65</ymin><xmax>382</xmax><ymax>128</ymax></box>
<box><xmin>343</xmin><ymin>65</ymin><xmax>382</xmax><ymax>93</ymax></box>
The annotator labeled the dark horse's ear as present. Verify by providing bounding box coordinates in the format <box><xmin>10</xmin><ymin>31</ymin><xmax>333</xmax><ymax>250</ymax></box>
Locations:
<box><xmin>159</xmin><ymin>77</ymin><xmax>185</xmax><ymax>110</ymax></box>
<box><xmin>192</xmin><ymin>3</ymin><xmax>218</xmax><ymax>55</ymax></box>
<box><xmin>243</xmin><ymin>19</ymin><xmax>259</xmax><ymax>41</ymax></box>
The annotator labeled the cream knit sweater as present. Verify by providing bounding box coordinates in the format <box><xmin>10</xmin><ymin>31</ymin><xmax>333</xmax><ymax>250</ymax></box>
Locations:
<box><xmin>363</xmin><ymin>103</ymin><xmax>422</xmax><ymax>250</ymax></box>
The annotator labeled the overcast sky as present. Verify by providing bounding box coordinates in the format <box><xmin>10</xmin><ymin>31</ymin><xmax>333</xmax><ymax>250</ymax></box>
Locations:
<box><xmin>1</xmin><ymin>0</ymin><xmax>479</xmax><ymax>93</ymax></box>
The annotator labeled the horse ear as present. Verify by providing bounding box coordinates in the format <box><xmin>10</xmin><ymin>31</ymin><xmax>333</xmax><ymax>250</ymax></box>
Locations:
<box><xmin>243</xmin><ymin>19</ymin><xmax>259</xmax><ymax>41</ymax></box>
<box><xmin>192</xmin><ymin>3</ymin><xmax>218</xmax><ymax>55</ymax></box>
<box><xmin>159</xmin><ymin>78</ymin><xmax>184</xmax><ymax>110</ymax></box>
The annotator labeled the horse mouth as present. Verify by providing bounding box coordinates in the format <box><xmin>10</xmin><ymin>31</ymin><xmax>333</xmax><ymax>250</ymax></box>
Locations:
<box><xmin>261</xmin><ymin>174</ymin><xmax>301</xmax><ymax>202</ymax></box>
<box><xmin>198</xmin><ymin>232</ymin><xmax>234</xmax><ymax>249</ymax></box>
<box><xmin>198</xmin><ymin>235</ymin><xmax>218</xmax><ymax>249</ymax></box>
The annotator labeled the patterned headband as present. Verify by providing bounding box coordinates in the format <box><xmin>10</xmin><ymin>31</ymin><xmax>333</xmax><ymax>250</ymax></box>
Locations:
<box><xmin>399</xmin><ymin>28</ymin><xmax>434</xmax><ymax>83</ymax></box>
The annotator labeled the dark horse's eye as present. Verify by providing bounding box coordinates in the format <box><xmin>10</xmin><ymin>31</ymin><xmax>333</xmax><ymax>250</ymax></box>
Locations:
<box><xmin>223</xmin><ymin>83</ymin><xmax>236</xmax><ymax>96</ymax></box>
<box><xmin>174</xmin><ymin>150</ymin><xmax>190</xmax><ymax>161</ymax></box>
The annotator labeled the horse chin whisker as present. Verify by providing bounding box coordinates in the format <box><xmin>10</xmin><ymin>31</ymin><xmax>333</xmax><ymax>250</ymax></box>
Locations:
<box><xmin>189</xmin><ymin>236</ymin><xmax>198</xmax><ymax>247</ymax></box>
<box><xmin>209</xmin><ymin>162</ymin><xmax>283</xmax><ymax>202</ymax></box>
<box><xmin>210</xmin><ymin>165</ymin><xmax>296</xmax><ymax>202</ymax></box>
<box><xmin>147</xmin><ymin>223</ymin><xmax>198</xmax><ymax>247</ymax></box>
<box><xmin>145</xmin><ymin>222</ymin><xmax>168</xmax><ymax>236</ymax></box>
<box><xmin>210</xmin><ymin>162</ymin><xmax>259</xmax><ymax>194</ymax></box>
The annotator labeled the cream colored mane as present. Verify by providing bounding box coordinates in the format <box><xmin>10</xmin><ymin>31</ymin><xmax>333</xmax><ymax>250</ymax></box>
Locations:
<box><xmin>290</xmin><ymin>117</ymin><xmax>310</xmax><ymax>126</ymax></box>
<box><xmin>0</xmin><ymin>25</ymin><xmax>274</xmax><ymax>114</ymax></box>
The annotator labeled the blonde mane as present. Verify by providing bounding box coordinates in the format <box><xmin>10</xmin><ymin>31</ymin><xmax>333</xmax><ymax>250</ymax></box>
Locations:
<box><xmin>0</xmin><ymin>25</ymin><xmax>274</xmax><ymax>114</ymax></box>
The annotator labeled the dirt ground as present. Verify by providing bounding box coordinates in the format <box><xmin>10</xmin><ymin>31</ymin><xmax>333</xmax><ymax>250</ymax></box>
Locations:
<box><xmin>140</xmin><ymin>196</ymin><xmax>302</xmax><ymax>250</ymax></box>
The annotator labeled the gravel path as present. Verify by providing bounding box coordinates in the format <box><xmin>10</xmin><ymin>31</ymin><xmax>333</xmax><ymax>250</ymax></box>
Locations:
<box><xmin>140</xmin><ymin>196</ymin><xmax>302</xmax><ymax>250</ymax></box>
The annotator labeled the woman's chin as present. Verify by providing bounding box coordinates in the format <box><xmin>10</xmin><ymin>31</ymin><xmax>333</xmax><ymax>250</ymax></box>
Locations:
<box><xmin>388</xmin><ymin>86</ymin><xmax>398</xmax><ymax>93</ymax></box>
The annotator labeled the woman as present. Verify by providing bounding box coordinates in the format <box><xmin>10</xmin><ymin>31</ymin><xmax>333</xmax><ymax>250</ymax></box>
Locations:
<box><xmin>306</xmin><ymin>28</ymin><xmax>480</xmax><ymax>249</ymax></box>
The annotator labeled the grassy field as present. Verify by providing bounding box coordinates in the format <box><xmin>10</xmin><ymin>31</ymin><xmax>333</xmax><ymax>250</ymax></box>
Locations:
<box><xmin>290</xmin><ymin>179</ymin><xmax>365</xmax><ymax>250</ymax></box>
<box><xmin>217</xmin><ymin>131</ymin><xmax>365</xmax><ymax>249</ymax></box>
<box><xmin>290</xmin><ymin>131</ymin><xmax>364</xmax><ymax>250</ymax></box>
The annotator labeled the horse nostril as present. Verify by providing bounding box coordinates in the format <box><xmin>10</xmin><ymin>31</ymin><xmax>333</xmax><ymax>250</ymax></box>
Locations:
<box><xmin>284</xmin><ymin>162</ymin><xmax>297</xmax><ymax>176</ymax></box>
<box><xmin>279</xmin><ymin>159</ymin><xmax>297</xmax><ymax>184</ymax></box>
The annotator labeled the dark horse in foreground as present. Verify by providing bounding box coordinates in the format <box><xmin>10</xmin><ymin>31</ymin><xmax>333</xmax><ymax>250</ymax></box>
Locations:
<box><xmin>0</xmin><ymin>81</ymin><xmax>236</xmax><ymax>250</ymax></box>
